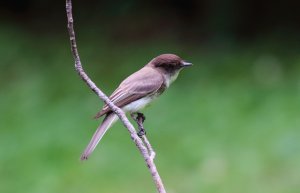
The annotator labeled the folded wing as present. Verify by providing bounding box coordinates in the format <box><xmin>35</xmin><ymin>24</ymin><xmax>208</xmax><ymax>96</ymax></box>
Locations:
<box><xmin>94</xmin><ymin>67</ymin><xmax>164</xmax><ymax>118</ymax></box>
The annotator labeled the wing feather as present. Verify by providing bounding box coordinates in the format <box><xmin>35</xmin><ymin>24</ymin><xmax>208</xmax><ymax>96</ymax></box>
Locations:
<box><xmin>94</xmin><ymin>67</ymin><xmax>164</xmax><ymax>118</ymax></box>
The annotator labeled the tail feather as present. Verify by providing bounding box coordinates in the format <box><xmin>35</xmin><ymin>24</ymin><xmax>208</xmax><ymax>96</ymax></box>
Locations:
<box><xmin>80</xmin><ymin>113</ymin><xmax>118</xmax><ymax>160</ymax></box>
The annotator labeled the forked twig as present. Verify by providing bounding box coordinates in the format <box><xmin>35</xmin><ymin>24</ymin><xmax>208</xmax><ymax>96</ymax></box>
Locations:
<box><xmin>65</xmin><ymin>1</ymin><xmax>166</xmax><ymax>192</ymax></box>
<box><xmin>131</xmin><ymin>113</ymin><xmax>156</xmax><ymax>160</ymax></box>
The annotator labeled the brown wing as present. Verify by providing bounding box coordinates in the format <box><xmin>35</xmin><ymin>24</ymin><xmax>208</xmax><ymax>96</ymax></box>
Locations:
<box><xmin>94</xmin><ymin>67</ymin><xmax>164</xmax><ymax>118</ymax></box>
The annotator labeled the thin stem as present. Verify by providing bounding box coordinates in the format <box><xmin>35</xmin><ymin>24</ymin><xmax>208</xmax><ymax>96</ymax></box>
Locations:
<box><xmin>65</xmin><ymin>1</ymin><xmax>166</xmax><ymax>192</ymax></box>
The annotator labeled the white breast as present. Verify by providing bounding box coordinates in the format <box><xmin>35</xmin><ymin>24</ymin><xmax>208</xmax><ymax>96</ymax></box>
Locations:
<box><xmin>122</xmin><ymin>96</ymin><xmax>154</xmax><ymax>113</ymax></box>
<box><xmin>165</xmin><ymin>71</ymin><xmax>180</xmax><ymax>87</ymax></box>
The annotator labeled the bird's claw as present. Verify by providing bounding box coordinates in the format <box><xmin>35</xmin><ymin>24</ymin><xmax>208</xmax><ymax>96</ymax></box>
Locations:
<box><xmin>138</xmin><ymin>128</ymin><xmax>146</xmax><ymax>137</ymax></box>
<box><xmin>137</xmin><ymin>112</ymin><xmax>146</xmax><ymax>123</ymax></box>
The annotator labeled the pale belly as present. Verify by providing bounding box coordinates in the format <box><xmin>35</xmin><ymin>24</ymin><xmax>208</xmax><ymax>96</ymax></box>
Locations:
<box><xmin>122</xmin><ymin>71</ymin><xmax>180</xmax><ymax>113</ymax></box>
<box><xmin>122</xmin><ymin>96</ymin><xmax>155</xmax><ymax>113</ymax></box>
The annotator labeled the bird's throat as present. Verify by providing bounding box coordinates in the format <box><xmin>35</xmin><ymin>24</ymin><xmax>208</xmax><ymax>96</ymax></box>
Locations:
<box><xmin>165</xmin><ymin>71</ymin><xmax>180</xmax><ymax>87</ymax></box>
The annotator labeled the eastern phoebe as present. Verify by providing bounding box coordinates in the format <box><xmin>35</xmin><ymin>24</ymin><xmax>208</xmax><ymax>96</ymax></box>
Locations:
<box><xmin>81</xmin><ymin>54</ymin><xmax>192</xmax><ymax>160</ymax></box>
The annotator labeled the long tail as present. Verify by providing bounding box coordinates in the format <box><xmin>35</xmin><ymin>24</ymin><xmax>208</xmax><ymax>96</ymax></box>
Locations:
<box><xmin>80</xmin><ymin>113</ymin><xmax>118</xmax><ymax>160</ymax></box>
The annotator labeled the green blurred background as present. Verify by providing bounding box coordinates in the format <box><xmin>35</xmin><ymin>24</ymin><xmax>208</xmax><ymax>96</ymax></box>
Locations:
<box><xmin>1</xmin><ymin>0</ymin><xmax>300</xmax><ymax>193</ymax></box>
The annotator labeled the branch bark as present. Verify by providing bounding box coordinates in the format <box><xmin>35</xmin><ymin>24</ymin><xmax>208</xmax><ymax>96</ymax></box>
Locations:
<box><xmin>65</xmin><ymin>1</ymin><xmax>166</xmax><ymax>193</ymax></box>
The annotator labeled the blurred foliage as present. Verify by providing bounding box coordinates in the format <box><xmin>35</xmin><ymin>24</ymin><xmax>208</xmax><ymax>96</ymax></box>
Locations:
<box><xmin>1</xmin><ymin>0</ymin><xmax>300</xmax><ymax>42</ymax></box>
<box><xmin>0</xmin><ymin>1</ymin><xmax>300</xmax><ymax>193</ymax></box>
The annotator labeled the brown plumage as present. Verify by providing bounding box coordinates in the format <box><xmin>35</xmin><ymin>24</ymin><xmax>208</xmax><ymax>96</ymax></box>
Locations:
<box><xmin>94</xmin><ymin>66</ymin><xmax>165</xmax><ymax>118</ymax></box>
<box><xmin>81</xmin><ymin>54</ymin><xmax>192</xmax><ymax>160</ymax></box>
<box><xmin>94</xmin><ymin>54</ymin><xmax>183</xmax><ymax>118</ymax></box>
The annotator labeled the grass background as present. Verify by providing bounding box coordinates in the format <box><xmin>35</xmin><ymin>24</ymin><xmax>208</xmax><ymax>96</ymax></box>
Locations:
<box><xmin>0</xmin><ymin>25</ymin><xmax>300</xmax><ymax>193</ymax></box>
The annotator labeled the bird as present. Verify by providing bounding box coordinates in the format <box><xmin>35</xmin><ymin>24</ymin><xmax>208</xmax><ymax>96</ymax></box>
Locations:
<box><xmin>81</xmin><ymin>53</ymin><xmax>192</xmax><ymax>160</ymax></box>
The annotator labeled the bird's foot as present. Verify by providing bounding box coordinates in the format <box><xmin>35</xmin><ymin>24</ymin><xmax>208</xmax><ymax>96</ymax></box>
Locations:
<box><xmin>137</xmin><ymin>112</ymin><xmax>146</xmax><ymax>123</ymax></box>
<box><xmin>137</xmin><ymin>128</ymin><xmax>146</xmax><ymax>137</ymax></box>
<box><xmin>131</xmin><ymin>112</ymin><xmax>147</xmax><ymax>137</ymax></box>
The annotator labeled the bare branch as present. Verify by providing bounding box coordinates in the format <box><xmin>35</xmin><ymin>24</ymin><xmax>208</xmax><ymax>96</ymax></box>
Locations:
<box><xmin>142</xmin><ymin>135</ymin><xmax>156</xmax><ymax>160</ymax></box>
<box><xmin>65</xmin><ymin>1</ymin><xmax>166</xmax><ymax>192</ymax></box>
<box><xmin>131</xmin><ymin>113</ymin><xmax>156</xmax><ymax>160</ymax></box>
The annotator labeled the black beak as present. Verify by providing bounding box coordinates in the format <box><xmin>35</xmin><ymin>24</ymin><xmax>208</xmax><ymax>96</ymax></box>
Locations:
<box><xmin>181</xmin><ymin>61</ymin><xmax>193</xmax><ymax>67</ymax></box>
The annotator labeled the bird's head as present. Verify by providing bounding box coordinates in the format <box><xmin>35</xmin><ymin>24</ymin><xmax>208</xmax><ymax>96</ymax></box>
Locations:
<box><xmin>149</xmin><ymin>54</ymin><xmax>192</xmax><ymax>75</ymax></box>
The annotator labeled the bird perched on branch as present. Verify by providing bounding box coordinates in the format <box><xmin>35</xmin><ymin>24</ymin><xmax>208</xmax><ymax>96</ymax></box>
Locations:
<box><xmin>81</xmin><ymin>54</ymin><xmax>192</xmax><ymax>160</ymax></box>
